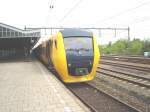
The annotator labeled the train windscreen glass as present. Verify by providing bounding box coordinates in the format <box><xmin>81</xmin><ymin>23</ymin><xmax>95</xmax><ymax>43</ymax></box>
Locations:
<box><xmin>64</xmin><ymin>37</ymin><xmax>93</xmax><ymax>56</ymax></box>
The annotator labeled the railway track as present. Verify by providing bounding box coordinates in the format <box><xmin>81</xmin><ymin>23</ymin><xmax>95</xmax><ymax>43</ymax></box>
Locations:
<box><xmin>99</xmin><ymin>65</ymin><xmax>150</xmax><ymax>81</ymax></box>
<box><xmin>48</xmin><ymin>64</ymin><xmax>140</xmax><ymax>112</ymax></box>
<box><xmin>97</xmin><ymin>68</ymin><xmax>150</xmax><ymax>89</ymax></box>
<box><xmin>47</xmin><ymin>55</ymin><xmax>150</xmax><ymax>112</ymax></box>
<box><xmin>94</xmin><ymin>73</ymin><xmax>150</xmax><ymax>112</ymax></box>
<box><xmin>88</xmin><ymin>76</ymin><xmax>149</xmax><ymax>112</ymax></box>
<box><xmin>66</xmin><ymin>83</ymin><xmax>138</xmax><ymax>112</ymax></box>
<box><xmin>101</xmin><ymin>55</ymin><xmax>150</xmax><ymax>64</ymax></box>
<box><xmin>101</xmin><ymin>59</ymin><xmax>150</xmax><ymax>72</ymax></box>
<box><xmin>96</xmin><ymin>55</ymin><xmax>150</xmax><ymax>112</ymax></box>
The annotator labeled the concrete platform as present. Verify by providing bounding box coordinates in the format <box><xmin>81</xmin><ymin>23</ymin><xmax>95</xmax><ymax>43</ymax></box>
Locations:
<box><xmin>0</xmin><ymin>60</ymin><xmax>90</xmax><ymax>112</ymax></box>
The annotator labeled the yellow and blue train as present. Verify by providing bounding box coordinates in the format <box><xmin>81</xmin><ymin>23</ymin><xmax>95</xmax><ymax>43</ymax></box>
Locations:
<box><xmin>33</xmin><ymin>28</ymin><xmax>100</xmax><ymax>83</ymax></box>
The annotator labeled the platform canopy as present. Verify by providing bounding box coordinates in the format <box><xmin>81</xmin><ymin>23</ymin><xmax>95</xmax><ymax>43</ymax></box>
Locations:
<box><xmin>0</xmin><ymin>23</ymin><xmax>40</xmax><ymax>38</ymax></box>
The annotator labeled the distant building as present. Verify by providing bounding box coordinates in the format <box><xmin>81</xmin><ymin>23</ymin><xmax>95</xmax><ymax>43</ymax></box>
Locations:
<box><xmin>0</xmin><ymin>23</ymin><xmax>40</xmax><ymax>59</ymax></box>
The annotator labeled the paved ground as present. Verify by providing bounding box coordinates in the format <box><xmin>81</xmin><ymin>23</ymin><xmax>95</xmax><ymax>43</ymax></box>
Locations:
<box><xmin>0</xmin><ymin>60</ymin><xmax>89</xmax><ymax>112</ymax></box>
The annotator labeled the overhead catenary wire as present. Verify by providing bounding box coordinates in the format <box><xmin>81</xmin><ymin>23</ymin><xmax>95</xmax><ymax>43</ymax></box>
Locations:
<box><xmin>93</xmin><ymin>0</ymin><xmax>150</xmax><ymax>26</ymax></box>
<box><xmin>58</xmin><ymin>0</ymin><xmax>83</xmax><ymax>25</ymax></box>
<box><xmin>115</xmin><ymin>16</ymin><xmax>150</xmax><ymax>39</ymax></box>
<box><xmin>121</xmin><ymin>16</ymin><xmax>150</xmax><ymax>27</ymax></box>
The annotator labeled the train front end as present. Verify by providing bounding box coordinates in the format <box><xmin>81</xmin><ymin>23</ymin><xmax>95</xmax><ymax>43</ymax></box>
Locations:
<box><xmin>61</xmin><ymin>29</ymin><xmax>100</xmax><ymax>83</ymax></box>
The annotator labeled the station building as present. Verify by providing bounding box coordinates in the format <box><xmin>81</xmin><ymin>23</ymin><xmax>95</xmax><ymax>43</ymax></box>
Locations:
<box><xmin>0</xmin><ymin>23</ymin><xmax>40</xmax><ymax>59</ymax></box>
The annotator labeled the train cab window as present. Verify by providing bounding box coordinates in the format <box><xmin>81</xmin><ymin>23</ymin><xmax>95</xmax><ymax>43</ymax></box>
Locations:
<box><xmin>64</xmin><ymin>37</ymin><xmax>93</xmax><ymax>56</ymax></box>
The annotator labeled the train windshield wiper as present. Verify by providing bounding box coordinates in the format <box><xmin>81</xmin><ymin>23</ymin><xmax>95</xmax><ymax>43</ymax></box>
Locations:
<box><xmin>78</xmin><ymin>48</ymin><xmax>90</xmax><ymax>51</ymax></box>
<box><xmin>66</xmin><ymin>48</ymin><xmax>75</xmax><ymax>51</ymax></box>
<box><xmin>66</xmin><ymin>48</ymin><xmax>91</xmax><ymax>52</ymax></box>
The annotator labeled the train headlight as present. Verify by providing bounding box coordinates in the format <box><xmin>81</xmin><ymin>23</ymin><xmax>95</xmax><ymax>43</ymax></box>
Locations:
<box><xmin>68</xmin><ymin>63</ymin><xmax>71</xmax><ymax>67</ymax></box>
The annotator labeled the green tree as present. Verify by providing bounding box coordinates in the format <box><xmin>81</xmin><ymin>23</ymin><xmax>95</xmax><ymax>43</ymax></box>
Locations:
<box><xmin>111</xmin><ymin>40</ymin><xmax>127</xmax><ymax>54</ymax></box>
<box><xmin>129</xmin><ymin>39</ymin><xmax>143</xmax><ymax>55</ymax></box>
<box><xmin>99</xmin><ymin>38</ymin><xmax>147</xmax><ymax>55</ymax></box>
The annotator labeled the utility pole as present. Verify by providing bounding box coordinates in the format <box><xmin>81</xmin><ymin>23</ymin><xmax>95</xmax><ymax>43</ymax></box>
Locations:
<box><xmin>128</xmin><ymin>27</ymin><xmax>130</xmax><ymax>41</ymax></box>
<box><xmin>50</xmin><ymin>28</ymin><xmax>52</xmax><ymax>35</ymax></box>
<box><xmin>114</xmin><ymin>28</ymin><xmax>116</xmax><ymax>37</ymax></box>
<box><xmin>98</xmin><ymin>28</ymin><xmax>101</xmax><ymax>37</ymax></box>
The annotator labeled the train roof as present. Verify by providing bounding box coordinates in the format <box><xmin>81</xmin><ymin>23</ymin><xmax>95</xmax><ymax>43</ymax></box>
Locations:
<box><xmin>32</xmin><ymin>29</ymin><xmax>93</xmax><ymax>51</ymax></box>
<box><xmin>60</xmin><ymin>28</ymin><xmax>93</xmax><ymax>37</ymax></box>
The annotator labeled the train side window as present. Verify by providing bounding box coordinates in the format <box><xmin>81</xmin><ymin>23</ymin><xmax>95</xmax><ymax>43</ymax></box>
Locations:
<box><xmin>46</xmin><ymin>43</ymin><xmax>49</xmax><ymax>56</ymax></box>
<box><xmin>50</xmin><ymin>40</ymin><xmax>52</xmax><ymax>45</ymax></box>
<box><xmin>39</xmin><ymin>47</ymin><xmax>42</xmax><ymax>54</ymax></box>
<box><xmin>55</xmin><ymin>40</ymin><xmax>57</xmax><ymax>49</ymax></box>
<box><xmin>52</xmin><ymin>40</ymin><xmax>54</xmax><ymax>47</ymax></box>
<box><xmin>42</xmin><ymin>47</ymin><xmax>44</xmax><ymax>54</ymax></box>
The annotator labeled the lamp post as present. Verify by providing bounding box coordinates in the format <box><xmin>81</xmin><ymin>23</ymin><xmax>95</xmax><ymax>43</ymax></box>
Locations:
<box><xmin>128</xmin><ymin>27</ymin><xmax>130</xmax><ymax>41</ymax></box>
<box><xmin>50</xmin><ymin>5</ymin><xmax>54</xmax><ymax>9</ymax></box>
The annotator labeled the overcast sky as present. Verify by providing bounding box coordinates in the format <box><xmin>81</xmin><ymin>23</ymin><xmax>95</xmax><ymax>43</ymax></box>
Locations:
<box><xmin>0</xmin><ymin>0</ymin><xmax>150</xmax><ymax>44</ymax></box>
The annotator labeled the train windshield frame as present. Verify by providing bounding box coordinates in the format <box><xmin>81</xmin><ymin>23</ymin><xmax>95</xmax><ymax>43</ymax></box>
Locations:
<box><xmin>64</xmin><ymin>37</ymin><xmax>94</xmax><ymax>56</ymax></box>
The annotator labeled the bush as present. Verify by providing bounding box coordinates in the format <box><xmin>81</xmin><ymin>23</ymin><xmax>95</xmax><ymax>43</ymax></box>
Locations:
<box><xmin>99</xmin><ymin>38</ymin><xmax>150</xmax><ymax>55</ymax></box>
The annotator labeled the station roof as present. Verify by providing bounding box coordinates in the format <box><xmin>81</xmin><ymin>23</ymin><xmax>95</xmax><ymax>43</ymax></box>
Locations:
<box><xmin>0</xmin><ymin>23</ymin><xmax>40</xmax><ymax>38</ymax></box>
